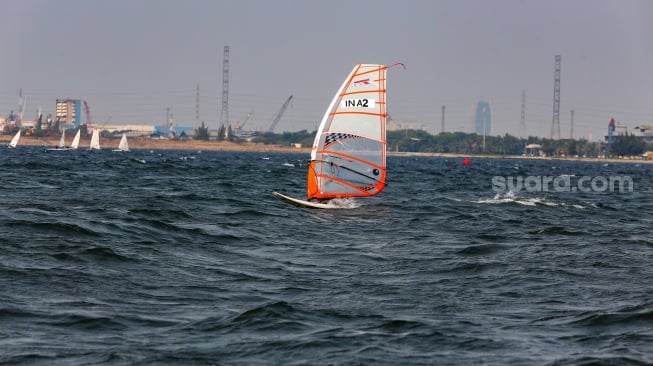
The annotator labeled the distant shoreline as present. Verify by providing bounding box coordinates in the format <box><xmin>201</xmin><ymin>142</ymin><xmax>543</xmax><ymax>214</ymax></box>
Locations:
<box><xmin>2</xmin><ymin>135</ymin><xmax>311</xmax><ymax>154</ymax></box>
<box><xmin>3</xmin><ymin>134</ymin><xmax>650</xmax><ymax>164</ymax></box>
<box><xmin>387</xmin><ymin>151</ymin><xmax>652</xmax><ymax>164</ymax></box>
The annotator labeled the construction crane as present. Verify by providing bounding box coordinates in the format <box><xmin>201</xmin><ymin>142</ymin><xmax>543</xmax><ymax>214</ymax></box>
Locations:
<box><xmin>83</xmin><ymin>101</ymin><xmax>112</xmax><ymax>133</ymax></box>
<box><xmin>236</xmin><ymin>108</ymin><xmax>254</xmax><ymax>131</ymax></box>
<box><xmin>83</xmin><ymin>100</ymin><xmax>94</xmax><ymax>131</ymax></box>
<box><xmin>267</xmin><ymin>95</ymin><xmax>293</xmax><ymax>133</ymax></box>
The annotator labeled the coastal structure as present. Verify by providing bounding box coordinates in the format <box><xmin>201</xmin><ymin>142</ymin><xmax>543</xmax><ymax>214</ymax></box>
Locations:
<box><xmin>524</xmin><ymin>143</ymin><xmax>543</xmax><ymax>156</ymax></box>
<box><xmin>82</xmin><ymin>123</ymin><xmax>193</xmax><ymax>139</ymax></box>
<box><xmin>102</xmin><ymin>124</ymin><xmax>156</xmax><ymax>136</ymax></box>
<box><xmin>55</xmin><ymin>99</ymin><xmax>81</xmax><ymax>128</ymax></box>
<box><xmin>633</xmin><ymin>125</ymin><xmax>653</xmax><ymax>140</ymax></box>
<box><xmin>604</xmin><ymin>119</ymin><xmax>653</xmax><ymax>143</ymax></box>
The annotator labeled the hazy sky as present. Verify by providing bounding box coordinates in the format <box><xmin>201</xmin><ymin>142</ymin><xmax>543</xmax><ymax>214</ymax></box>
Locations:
<box><xmin>1</xmin><ymin>0</ymin><xmax>651</xmax><ymax>140</ymax></box>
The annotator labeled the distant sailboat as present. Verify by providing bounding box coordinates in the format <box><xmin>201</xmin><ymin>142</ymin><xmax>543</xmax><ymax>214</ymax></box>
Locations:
<box><xmin>273</xmin><ymin>62</ymin><xmax>405</xmax><ymax>208</ymax></box>
<box><xmin>8</xmin><ymin>130</ymin><xmax>21</xmax><ymax>148</ymax></box>
<box><xmin>70</xmin><ymin>129</ymin><xmax>81</xmax><ymax>150</ymax></box>
<box><xmin>47</xmin><ymin>129</ymin><xmax>72</xmax><ymax>151</ymax></box>
<box><xmin>89</xmin><ymin>129</ymin><xmax>101</xmax><ymax>150</ymax></box>
<box><xmin>112</xmin><ymin>133</ymin><xmax>130</xmax><ymax>152</ymax></box>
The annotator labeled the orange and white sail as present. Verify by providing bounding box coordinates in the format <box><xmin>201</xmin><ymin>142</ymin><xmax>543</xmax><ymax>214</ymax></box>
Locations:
<box><xmin>307</xmin><ymin>63</ymin><xmax>404</xmax><ymax>201</ymax></box>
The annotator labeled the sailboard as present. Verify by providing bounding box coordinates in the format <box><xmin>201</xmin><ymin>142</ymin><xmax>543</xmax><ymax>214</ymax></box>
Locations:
<box><xmin>272</xmin><ymin>191</ymin><xmax>352</xmax><ymax>209</ymax></box>
<box><xmin>273</xmin><ymin>62</ymin><xmax>404</xmax><ymax>209</ymax></box>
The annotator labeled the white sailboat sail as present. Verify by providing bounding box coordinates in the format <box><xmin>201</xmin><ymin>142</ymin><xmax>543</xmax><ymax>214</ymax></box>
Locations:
<box><xmin>71</xmin><ymin>129</ymin><xmax>81</xmax><ymax>149</ymax></box>
<box><xmin>307</xmin><ymin>63</ymin><xmax>404</xmax><ymax>201</ymax></box>
<box><xmin>113</xmin><ymin>133</ymin><xmax>129</xmax><ymax>152</ymax></box>
<box><xmin>8</xmin><ymin>130</ymin><xmax>21</xmax><ymax>148</ymax></box>
<box><xmin>89</xmin><ymin>129</ymin><xmax>101</xmax><ymax>150</ymax></box>
<box><xmin>58</xmin><ymin>129</ymin><xmax>66</xmax><ymax>148</ymax></box>
<box><xmin>46</xmin><ymin>129</ymin><xmax>72</xmax><ymax>151</ymax></box>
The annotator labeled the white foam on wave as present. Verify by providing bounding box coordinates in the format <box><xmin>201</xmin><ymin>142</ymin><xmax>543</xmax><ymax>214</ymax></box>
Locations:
<box><xmin>326</xmin><ymin>197</ymin><xmax>362</xmax><ymax>209</ymax></box>
<box><xmin>477</xmin><ymin>191</ymin><xmax>587</xmax><ymax>209</ymax></box>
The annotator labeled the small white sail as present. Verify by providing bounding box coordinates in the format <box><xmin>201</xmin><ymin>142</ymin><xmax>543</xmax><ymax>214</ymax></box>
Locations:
<box><xmin>113</xmin><ymin>133</ymin><xmax>130</xmax><ymax>152</ymax></box>
<box><xmin>8</xmin><ymin>130</ymin><xmax>21</xmax><ymax>148</ymax></box>
<box><xmin>89</xmin><ymin>129</ymin><xmax>101</xmax><ymax>150</ymax></box>
<box><xmin>71</xmin><ymin>129</ymin><xmax>81</xmax><ymax>150</ymax></box>
<box><xmin>58</xmin><ymin>129</ymin><xmax>66</xmax><ymax>148</ymax></box>
<box><xmin>46</xmin><ymin>129</ymin><xmax>72</xmax><ymax>151</ymax></box>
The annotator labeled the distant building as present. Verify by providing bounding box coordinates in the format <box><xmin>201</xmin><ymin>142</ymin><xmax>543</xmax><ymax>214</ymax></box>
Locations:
<box><xmin>604</xmin><ymin>119</ymin><xmax>653</xmax><ymax>143</ymax></box>
<box><xmin>475</xmin><ymin>100</ymin><xmax>491</xmax><ymax>135</ymax></box>
<box><xmin>386</xmin><ymin>118</ymin><xmax>424</xmax><ymax>131</ymax></box>
<box><xmin>102</xmin><ymin>124</ymin><xmax>156</xmax><ymax>136</ymax></box>
<box><xmin>55</xmin><ymin>99</ymin><xmax>81</xmax><ymax>128</ymax></box>
<box><xmin>91</xmin><ymin>123</ymin><xmax>195</xmax><ymax>138</ymax></box>
<box><xmin>153</xmin><ymin>124</ymin><xmax>195</xmax><ymax>139</ymax></box>
<box><xmin>633</xmin><ymin>125</ymin><xmax>653</xmax><ymax>143</ymax></box>
<box><xmin>524</xmin><ymin>143</ymin><xmax>543</xmax><ymax>156</ymax></box>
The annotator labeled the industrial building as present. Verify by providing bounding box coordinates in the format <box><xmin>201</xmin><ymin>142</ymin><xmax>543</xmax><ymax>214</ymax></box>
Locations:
<box><xmin>55</xmin><ymin>99</ymin><xmax>81</xmax><ymax>128</ymax></box>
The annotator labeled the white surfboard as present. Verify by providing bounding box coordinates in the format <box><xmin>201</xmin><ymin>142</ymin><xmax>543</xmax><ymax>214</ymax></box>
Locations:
<box><xmin>272</xmin><ymin>191</ymin><xmax>348</xmax><ymax>209</ymax></box>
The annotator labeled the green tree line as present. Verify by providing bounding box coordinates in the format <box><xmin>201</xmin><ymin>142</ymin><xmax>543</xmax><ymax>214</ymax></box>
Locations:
<box><xmin>208</xmin><ymin>127</ymin><xmax>649</xmax><ymax>158</ymax></box>
<box><xmin>387</xmin><ymin>130</ymin><xmax>648</xmax><ymax>157</ymax></box>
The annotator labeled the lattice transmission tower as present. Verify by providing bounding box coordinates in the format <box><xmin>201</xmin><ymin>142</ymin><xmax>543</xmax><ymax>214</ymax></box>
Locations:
<box><xmin>220</xmin><ymin>46</ymin><xmax>230</xmax><ymax>129</ymax></box>
<box><xmin>570</xmin><ymin>109</ymin><xmax>574</xmax><ymax>139</ymax></box>
<box><xmin>520</xmin><ymin>90</ymin><xmax>526</xmax><ymax>138</ymax></box>
<box><xmin>550</xmin><ymin>55</ymin><xmax>561</xmax><ymax>139</ymax></box>
<box><xmin>441</xmin><ymin>105</ymin><xmax>445</xmax><ymax>133</ymax></box>
<box><xmin>196</xmin><ymin>83</ymin><xmax>200</xmax><ymax>125</ymax></box>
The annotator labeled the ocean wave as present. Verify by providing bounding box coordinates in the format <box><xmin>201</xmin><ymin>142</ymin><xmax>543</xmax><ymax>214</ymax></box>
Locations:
<box><xmin>477</xmin><ymin>192</ymin><xmax>589</xmax><ymax>208</ymax></box>
<box><xmin>3</xmin><ymin>151</ymin><xmax>653</xmax><ymax>364</ymax></box>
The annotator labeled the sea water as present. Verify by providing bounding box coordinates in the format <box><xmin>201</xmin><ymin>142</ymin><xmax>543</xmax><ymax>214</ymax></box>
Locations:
<box><xmin>1</xmin><ymin>148</ymin><xmax>652</xmax><ymax>365</ymax></box>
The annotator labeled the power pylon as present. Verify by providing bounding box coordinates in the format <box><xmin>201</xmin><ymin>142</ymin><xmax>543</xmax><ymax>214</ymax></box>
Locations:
<box><xmin>520</xmin><ymin>90</ymin><xmax>526</xmax><ymax>138</ymax></box>
<box><xmin>550</xmin><ymin>55</ymin><xmax>561</xmax><ymax>139</ymax></box>
<box><xmin>220</xmin><ymin>46</ymin><xmax>230</xmax><ymax>129</ymax></box>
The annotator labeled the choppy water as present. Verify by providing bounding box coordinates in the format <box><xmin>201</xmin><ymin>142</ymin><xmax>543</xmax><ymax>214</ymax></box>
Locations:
<box><xmin>1</xmin><ymin>147</ymin><xmax>652</xmax><ymax>365</ymax></box>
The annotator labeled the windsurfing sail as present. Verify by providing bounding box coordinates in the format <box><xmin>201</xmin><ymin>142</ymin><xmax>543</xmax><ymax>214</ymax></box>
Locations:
<box><xmin>307</xmin><ymin>63</ymin><xmax>404</xmax><ymax>201</ymax></box>
<box><xmin>8</xmin><ymin>130</ymin><xmax>21</xmax><ymax>148</ymax></box>
<box><xmin>89</xmin><ymin>129</ymin><xmax>101</xmax><ymax>150</ymax></box>
<box><xmin>71</xmin><ymin>129</ymin><xmax>81</xmax><ymax>149</ymax></box>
